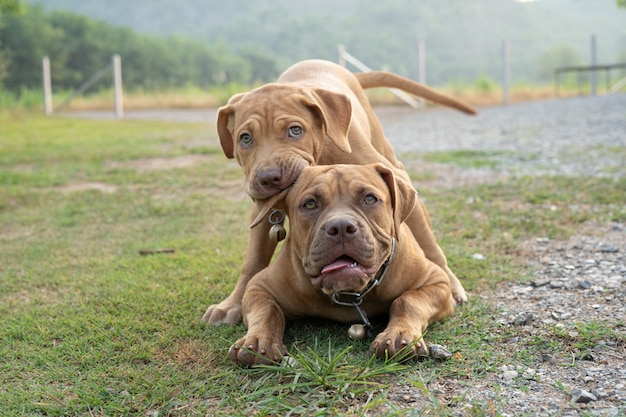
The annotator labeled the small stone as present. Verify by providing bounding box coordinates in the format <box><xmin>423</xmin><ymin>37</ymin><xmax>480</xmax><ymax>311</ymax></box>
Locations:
<box><xmin>549</xmin><ymin>280</ymin><xmax>565</xmax><ymax>289</ymax></box>
<box><xmin>531</xmin><ymin>278</ymin><xmax>551</xmax><ymax>287</ymax></box>
<box><xmin>598</xmin><ymin>243</ymin><xmax>619</xmax><ymax>253</ymax></box>
<box><xmin>428</xmin><ymin>344</ymin><xmax>452</xmax><ymax>360</ymax></box>
<box><xmin>571</xmin><ymin>388</ymin><xmax>597</xmax><ymax>403</ymax></box>
<box><xmin>502</xmin><ymin>370</ymin><xmax>519</xmax><ymax>381</ymax></box>
<box><xmin>281</xmin><ymin>355</ymin><xmax>298</xmax><ymax>368</ymax></box>
<box><xmin>471</xmin><ymin>253</ymin><xmax>486</xmax><ymax>260</ymax></box>
<box><xmin>513</xmin><ymin>312</ymin><xmax>533</xmax><ymax>326</ymax></box>
<box><xmin>522</xmin><ymin>368</ymin><xmax>536</xmax><ymax>379</ymax></box>
<box><xmin>578</xmin><ymin>280</ymin><xmax>592</xmax><ymax>289</ymax></box>
<box><xmin>605</xmin><ymin>275</ymin><xmax>623</xmax><ymax>289</ymax></box>
<box><xmin>560</xmin><ymin>312</ymin><xmax>573</xmax><ymax>320</ymax></box>
<box><xmin>595</xmin><ymin>390</ymin><xmax>609</xmax><ymax>400</ymax></box>
<box><xmin>537</xmin><ymin>237</ymin><xmax>550</xmax><ymax>244</ymax></box>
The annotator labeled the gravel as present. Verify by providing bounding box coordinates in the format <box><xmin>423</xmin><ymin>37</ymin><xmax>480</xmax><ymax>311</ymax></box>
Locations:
<box><xmin>474</xmin><ymin>223</ymin><xmax>625</xmax><ymax>416</ymax></box>
<box><xmin>377</xmin><ymin>94</ymin><xmax>626</xmax><ymax>416</ymax></box>
<box><xmin>378</xmin><ymin>94</ymin><xmax>625</xmax><ymax>179</ymax></box>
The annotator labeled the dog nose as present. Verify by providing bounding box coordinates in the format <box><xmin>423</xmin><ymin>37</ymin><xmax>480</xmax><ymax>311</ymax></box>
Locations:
<box><xmin>325</xmin><ymin>218</ymin><xmax>358</xmax><ymax>242</ymax></box>
<box><xmin>258</xmin><ymin>168</ymin><xmax>283</xmax><ymax>188</ymax></box>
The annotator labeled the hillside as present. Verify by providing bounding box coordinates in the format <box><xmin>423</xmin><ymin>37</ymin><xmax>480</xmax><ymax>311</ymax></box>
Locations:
<box><xmin>22</xmin><ymin>0</ymin><xmax>626</xmax><ymax>85</ymax></box>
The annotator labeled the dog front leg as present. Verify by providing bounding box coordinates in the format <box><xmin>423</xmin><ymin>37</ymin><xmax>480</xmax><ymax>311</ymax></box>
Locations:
<box><xmin>229</xmin><ymin>288</ymin><xmax>288</xmax><ymax>366</ymax></box>
<box><xmin>370</xmin><ymin>281</ymin><xmax>453</xmax><ymax>359</ymax></box>
<box><xmin>202</xmin><ymin>206</ymin><xmax>277</xmax><ymax>325</ymax></box>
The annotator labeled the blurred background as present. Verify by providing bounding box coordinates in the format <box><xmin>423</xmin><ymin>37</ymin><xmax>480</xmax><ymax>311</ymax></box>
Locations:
<box><xmin>1</xmin><ymin>0</ymin><xmax>625</xmax><ymax>111</ymax></box>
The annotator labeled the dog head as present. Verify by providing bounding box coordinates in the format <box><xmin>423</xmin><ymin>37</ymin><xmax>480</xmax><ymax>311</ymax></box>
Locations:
<box><xmin>216</xmin><ymin>83</ymin><xmax>353</xmax><ymax>200</ymax></box>
<box><xmin>253</xmin><ymin>163</ymin><xmax>417</xmax><ymax>295</ymax></box>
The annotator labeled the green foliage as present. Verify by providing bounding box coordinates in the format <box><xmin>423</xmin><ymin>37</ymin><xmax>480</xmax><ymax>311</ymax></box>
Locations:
<box><xmin>31</xmin><ymin>0</ymin><xmax>626</xmax><ymax>84</ymax></box>
<box><xmin>0</xmin><ymin>5</ymin><xmax>279</xmax><ymax>93</ymax></box>
<box><xmin>4</xmin><ymin>0</ymin><xmax>626</xmax><ymax>95</ymax></box>
<box><xmin>0</xmin><ymin>0</ymin><xmax>23</xmax><ymax>14</ymax></box>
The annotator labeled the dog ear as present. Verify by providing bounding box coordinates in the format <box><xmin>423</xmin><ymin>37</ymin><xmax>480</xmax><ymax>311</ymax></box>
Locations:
<box><xmin>216</xmin><ymin>93</ymin><xmax>246</xmax><ymax>159</ymax></box>
<box><xmin>249</xmin><ymin>188</ymin><xmax>291</xmax><ymax>229</ymax></box>
<box><xmin>373</xmin><ymin>164</ymin><xmax>417</xmax><ymax>238</ymax></box>
<box><xmin>307</xmin><ymin>89</ymin><xmax>353</xmax><ymax>154</ymax></box>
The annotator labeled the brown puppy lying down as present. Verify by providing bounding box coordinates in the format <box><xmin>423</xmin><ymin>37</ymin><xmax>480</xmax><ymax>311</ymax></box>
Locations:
<box><xmin>229</xmin><ymin>164</ymin><xmax>454</xmax><ymax>366</ymax></box>
<box><xmin>204</xmin><ymin>59</ymin><xmax>474</xmax><ymax>326</ymax></box>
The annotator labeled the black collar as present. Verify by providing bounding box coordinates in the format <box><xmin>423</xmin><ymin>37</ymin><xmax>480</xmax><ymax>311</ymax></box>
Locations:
<box><xmin>331</xmin><ymin>238</ymin><xmax>396</xmax><ymax>327</ymax></box>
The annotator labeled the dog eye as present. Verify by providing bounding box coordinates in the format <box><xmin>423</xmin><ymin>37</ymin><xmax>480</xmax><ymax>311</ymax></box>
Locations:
<box><xmin>364</xmin><ymin>194</ymin><xmax>378</xmax><ymax>205</ymax></box>
<box><xmin>288</xmin><ymin>125</ymin><xmax>303</xmax><ymax>139</ymax></box>
<box><xmin>239</xmin><ymin>133</ymin><xmax>253</xmax><ymax>147</ymax></box>
<box><xmin>302</xmin><ymin>199</ymin><xmax>317</xmax><ymax>210</ymax></box>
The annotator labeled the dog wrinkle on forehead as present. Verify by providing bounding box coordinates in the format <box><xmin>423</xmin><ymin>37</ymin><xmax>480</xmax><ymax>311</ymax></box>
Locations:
<box><xmin>320</xmin><ymin>170</ymin><xmax>368</xmax><ymax>199</ymax></box>
<box><xmin>273</xmin><ymin>114</ymin><xmax>306</xmax><ymax>132</ymax></box>
<box><xmin>331</xmin><ymin>167</ymin><xmax>375</xmax><ymax>189</ymax></box>
<box><xmin>237</xmin><ymin>115</ymin><xmax>263</xmax><ymax>136</ymax></box>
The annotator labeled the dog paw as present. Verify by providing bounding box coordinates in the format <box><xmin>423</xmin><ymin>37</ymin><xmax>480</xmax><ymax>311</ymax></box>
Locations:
<box><xmin>370</xmin><ymin>328</ymin><xmax>428</xmax><ymax>360</ymax></box>
<box><xmin>447</xmin><ymin>269</ymin><xmax>468</xmax><ymax>306</ymax></box>
<box><xmin>451</xmin><ymin>286</ymin><xmax>468</xmax><ymax>306</ymax></box>
<box><xmin>229</xmin><ymin>335</ymin><xmax>287</xmax><ymax>366</ymax></box>
<box><xmin>201</xmin><ymin>298</ymin><xmax>242</xmax><ymax>325</ymax></box>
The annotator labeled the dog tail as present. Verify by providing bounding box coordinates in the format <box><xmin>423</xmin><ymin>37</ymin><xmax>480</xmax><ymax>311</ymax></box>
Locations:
<box><xmin>355</xmin><ymin>71</ymin><xmax>477</xmax><ymax>115</ymax></box>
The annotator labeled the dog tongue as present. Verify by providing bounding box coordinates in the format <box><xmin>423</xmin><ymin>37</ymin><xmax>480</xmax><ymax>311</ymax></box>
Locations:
<box><xmin>321</xmin><ymin>256</ymin><xmax>356</xmax><ymax>274</ymax></box>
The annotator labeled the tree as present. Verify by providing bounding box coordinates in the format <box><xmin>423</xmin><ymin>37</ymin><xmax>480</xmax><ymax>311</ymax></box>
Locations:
<box><xmin>618</xmin><ymin>0</ymin><xmax>626</xmax><ymax>8</ymax></box>
<box><xmin>0</xmin><ymin>0</ymin><xmax>25</xmax><ymax>84</ymax></box>
<box><xmin>0</xmin><ymin>0</ymin><xmax>22</xmax><ymax>15</ymax></box>
<box><xmin>1</xmin><ymin>6</ymin><xmax>67</xmax><ymax>90</ymax></box>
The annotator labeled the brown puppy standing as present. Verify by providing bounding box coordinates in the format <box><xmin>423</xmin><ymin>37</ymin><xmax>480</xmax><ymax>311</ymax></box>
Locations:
<box><xmin>203</xmin><ymin>59</ymin><xmax>474</xmax><ymax>325</ymax></box>
<box><xmin>229</xmin><ymin>164</ymin><xmax>454</xmax><ymax>366</ymax></box>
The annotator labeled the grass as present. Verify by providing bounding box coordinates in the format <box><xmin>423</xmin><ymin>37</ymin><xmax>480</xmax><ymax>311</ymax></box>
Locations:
<box><xmin>0</xmin><ymin>84</ymin><xmax>238</xmax><ymax>112</ymax></box>
<box><xmin>419</xmin><ymin>150</ymin><xmax>508</xmax><ymax>169</ymax></box>
<box><xmin>0</xmin><ymin>81</ymin><xmax>593</xmax><ymax>112</ymax></box>
<box><xmin>1</xmin><ymin>113</ymin><xmax>624</xmax><ymax>416</ymax></box>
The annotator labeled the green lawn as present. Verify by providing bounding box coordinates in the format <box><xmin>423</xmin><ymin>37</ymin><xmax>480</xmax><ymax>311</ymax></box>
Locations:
<box><xmin>1</xmin><ymin>113</ymin><xmax>624</xmax><ymax>416</ymax></box>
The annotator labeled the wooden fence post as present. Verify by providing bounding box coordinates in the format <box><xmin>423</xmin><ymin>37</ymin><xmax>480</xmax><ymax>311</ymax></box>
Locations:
<box><xmin>42</xmin><ymin>56</ymin><xmax>53</xmax><ymax>115</ymax></box>
<box><xmin>112</xmin><ymin>54</ymin><xmax>124</xmax><ymax>118</ymax></box>
<box><xmin>590</xmin><ymin>34</ymin><xmax>597</xmax><ymax>95</ymax></box>
<box><xmin>502</xmin><ymin>40</ymin><xmax>511</xmax><ymax>105</ymax></box>
<box><xmin>416</xmin><ymin>40</ymin><xmax>426</xmax><ymax>108</ymax></box>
